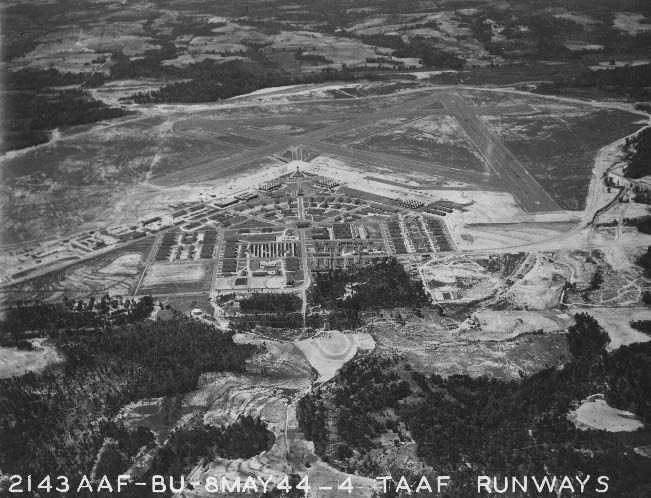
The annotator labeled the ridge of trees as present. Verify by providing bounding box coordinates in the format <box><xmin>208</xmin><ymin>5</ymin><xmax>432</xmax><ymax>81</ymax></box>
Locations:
<box><xmin>127</xmin><ymin>60</ymin><xmax>355</xmax><ymax>104</ymax></box>
<box><xmin>538</xmin><ymin>63</ymin><xmax>651</xmax><ymax>101</ymax></box>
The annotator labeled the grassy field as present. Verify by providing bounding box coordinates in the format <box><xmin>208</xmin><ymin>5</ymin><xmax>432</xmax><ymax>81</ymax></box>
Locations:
<box><xmin>349</xmin><ymin>114</ymin><xmax>488</xmax><ymax>172</ymax></box>
<box><xmin>324</xmin><ymin>116</ymin><xmax>415</xmax><ymax>144</ymax></box>
<box><xmin>139</xmin><ymin>261</ymin><xmax>214</xmax><ymax>295</ymax></box>
<box><xmin>483</xmin><ymin>107</ymin><xmax>644</xmax><ymax>210</ymax></box>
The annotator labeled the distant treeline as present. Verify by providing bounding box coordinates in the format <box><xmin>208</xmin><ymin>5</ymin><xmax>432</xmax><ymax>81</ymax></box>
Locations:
<box><xmin>127</xmin><ymin>60</ymin><xmax>355</xmax><ymax>104</ymax></box>
<box><xmin>538</xmin><ymin>63</ymin><xmax>651</xmax><ymax>101</ymax></box>
<box><xmin>2</xmin><ymin>70</ymin><xmax>127</xmax><ymax>152</ymax></box>
<box><xmin>358</xmin><ymin>34</ymin><xmax>465</xmax><ymax>69</ymax></box>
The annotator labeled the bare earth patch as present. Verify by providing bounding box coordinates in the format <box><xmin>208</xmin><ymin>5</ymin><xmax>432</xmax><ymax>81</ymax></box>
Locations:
<box><xmin>569</xmin><ymin>395</ymin><xmax>645</xmax><ymax>432</ymax></box>
<box><xmin>295</xmin><ymin>330</ymin><xmax>375</xmax><ymax>383</ymax></box>
<box><xmin>0</xmin><ymin>338</ymin><xmax>63</xmax><ymax>379</ymax></box>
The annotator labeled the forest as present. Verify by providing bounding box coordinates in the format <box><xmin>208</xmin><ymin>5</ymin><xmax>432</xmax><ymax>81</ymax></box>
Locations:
<box><xmin>229</xmin><ymin>311</ymin><xmax>323</xmax><ymax>331</ymax></box>
<box><xmin>239</xmin><ymin>293</ymin><xmax>302</xmax><ymax>313</ymax></box>
<box><xmin>623</xmin><ymin>127</ymin><xmax>651</xmax><ymax>179</ymax></box>
<box><xmin>0</xmin><ymin>319</ymin><xmax>256</xmax><ymax>495</ymax></box>
<box><xmin>3</xmin><ymin>70</ymin><xmax>127</xmax><ymax>152</ymax></box>
<box><xmin>309</xmin><ymin>257</ymin><xmax>429</xmax><ymax>329</ymax></box>
<box><xmin>297</xmin><ymin>314</ymin><xmax>651</xmax><ymax>497</ymax></box>
<box><xmin>635</xmin><ymin>245</ymin><xmax>651</xmax><ymax>277</ymax></box>
<box><xmin>630</xmin><ymin>320</ymin><xmax>651</xmax><ymax>335</ymax></box>
<box><xmin>127</xmin><ymin>59</ymin><xmax>355</xmax><ymax>104</ymax></box>
<box><xmin>539</xmin><ymin>63</ymin><xmax>651</xmax><ymax>101</ymax></box>
<box><xmin>0</xmin><ymin>296</ymin><xmax>154</xmax><ymax>346</ymax></box>
<box><xmin>626</xmin><ymin>215</ymin><xmax>651</xmax><ymax>235</ymax></box>
<box><xmin>149</xmin><ymin>415</ymin><xmax>273</xmax><ymax>477</ymax></box>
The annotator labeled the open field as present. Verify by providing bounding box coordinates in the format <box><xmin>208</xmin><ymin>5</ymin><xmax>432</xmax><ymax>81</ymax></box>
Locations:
<box><xmin>481</xmin><ymin>107</ymin><xmax>645</xmax><ymax>210</ymax></box>
<box><xmin>347</xmin><ymin>114</ymin><xmax>488</xmax><ymax>172</ymax></box>
<box><xmin>569</xmin><ymin>395</ymin><xmax>646</xmax><ymax>432</ymax></box>
<box><xmin>0</xmin><ymin>338</ymin><xmax>63</xmax><ymax>379</ymax></box>
<box><xmin>139</xmin><ymin>261</ymin><xmax>213</xmax><ymax>295</ymax></box>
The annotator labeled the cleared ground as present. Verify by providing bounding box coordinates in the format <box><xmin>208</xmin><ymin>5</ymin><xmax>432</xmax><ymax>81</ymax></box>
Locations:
<box><xmin>347</xmin><ymin>114</ymin><xmax>488</xmax><ymax>172</ymax></box>
<box><xmin>569</xmin><ymin>395</ymin><xmax>645</xmax><ymax>432</ymax></box>
<box><xmin>481</xmin><ymin>104</ymin><xmax>644</xmax><ymax>210</ymax></box>
<box><xmin>0</xmin><ymin>338</ymin><xmax>63</xmax><ymax>379</ymax></box>
<box><xmin>139</xmin><ymin>261</ymin><xmax>213</xmax><ymax>295</ymax></box>
<box><xmin>295</xmin><ymin>330</ymin><xmax>375</xmax><ymax>382</ymax></box>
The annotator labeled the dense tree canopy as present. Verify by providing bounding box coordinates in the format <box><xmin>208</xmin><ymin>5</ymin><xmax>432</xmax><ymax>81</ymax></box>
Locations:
<box><xmin>0</xmin><ymin>319</ymin><xmax>255</xmax><ymax>488</ymax></box>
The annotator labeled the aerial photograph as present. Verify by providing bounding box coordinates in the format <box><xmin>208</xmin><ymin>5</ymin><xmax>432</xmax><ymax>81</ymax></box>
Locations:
<box><xmin>0</xmin><ymin>0</ymin><xmax>650</xmax><ymax>496</ymax></box>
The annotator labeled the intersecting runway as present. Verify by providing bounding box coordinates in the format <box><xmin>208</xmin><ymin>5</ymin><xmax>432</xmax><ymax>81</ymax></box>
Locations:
<box><xmin>151</xmin><ymin>90</ymin><xmax>563</xmax><ymax>213</ymax></box>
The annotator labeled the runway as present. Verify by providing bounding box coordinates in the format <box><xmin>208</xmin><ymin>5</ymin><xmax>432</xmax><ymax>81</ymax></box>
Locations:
<box><xmin>152</xmin><ymin>90</ymin><xmax>562</xmax><ymax>213</ymax></box>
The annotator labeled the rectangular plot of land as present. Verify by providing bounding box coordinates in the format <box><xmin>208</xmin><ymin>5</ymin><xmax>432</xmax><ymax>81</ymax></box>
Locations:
<box><xmin>139</xmin><ymin>261</ymin><xmax>213</xmax><ymax>295</ymax></box>
<box><xmin>348</xmin><ymin>115</ymin><xmax>488</xmax><ymax>172</ymax></box>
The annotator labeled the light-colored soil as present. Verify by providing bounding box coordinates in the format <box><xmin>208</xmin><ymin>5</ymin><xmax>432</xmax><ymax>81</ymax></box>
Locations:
<box><xmin>295</xmin><ymin>330</ymin><xmax>375</xmax><ymax>382</ymax></box>
<box><xmin>369</xmin><ymin>311</ymin><xmax>571</xmax><ymax>380</ymax></box>
<box><xmin>506</xmin><ymin>255</ymin><xmax>568</xmax><ymax>309</ymax></box>
<box><xmin>469</xmin><ymin>310</ymin><xmax>572</xmax><ymax>341</ymax></box>
<box><xmin>420</xmin><ymin>256</ymin><xmax>502</xmax><ymax>303</ymax></box>
<box><xmin>614</xmin><ymin>12</ymin><xmax>651</xmax><ymax>35</ymax></box>
<box><xmin>0</xmin><ymin>338</ymin><xmax>63</xmax><ymax>379</ymax></box>
<box><xmin>572</xmin><ymin>307</ymin><xmax>651</xmax><ymax>351</ymax></box>
<box><xmin>569</xmin><ymin>395</ymin><xmax>645</xmax><ymax>432</ymax></box>
<box><xmin>141</xmin><ymin>262</ymin><xmax>208</xmax><ymax>285</ymax></box>
<box><xmin>98</xmin><ymin>253</ymin><xmax>143</xmax><ymax>274</ymax></box>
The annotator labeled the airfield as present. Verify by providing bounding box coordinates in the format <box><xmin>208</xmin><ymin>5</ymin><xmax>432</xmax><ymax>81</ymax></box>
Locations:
<box><xmin>2</xmin><ymin>80</ymin><xmax>651</xmax><ymax>497</ymax></box>
<box><xmin>1</xmin><ymin>82</ymin><xmax>649</xmax><ymax>304</ymax></box>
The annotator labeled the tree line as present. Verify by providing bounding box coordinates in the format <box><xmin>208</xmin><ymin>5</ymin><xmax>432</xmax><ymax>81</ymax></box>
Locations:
<box><xmin>0</xmin><ymin>296</ymin><xmax>154</xmax><ymax>346</ymax></box>
<box><xmin>624</xmin><ymin>127</ymin><xmax>651</xmax><ymax>179</ymax></box>
<box><xmin>3</xmin><ymin>74</ymin><xmax>127</xmax><ymax>152</ymax></box>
